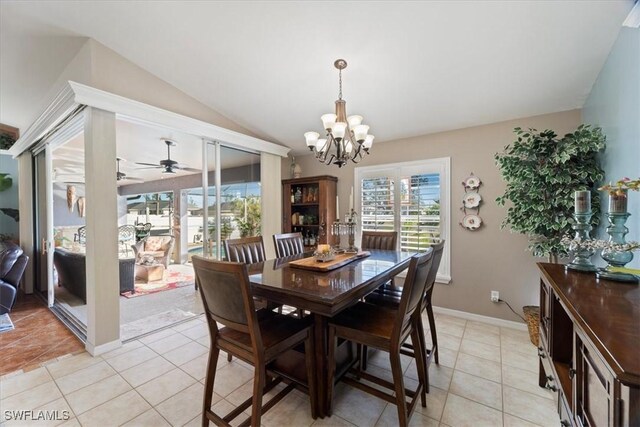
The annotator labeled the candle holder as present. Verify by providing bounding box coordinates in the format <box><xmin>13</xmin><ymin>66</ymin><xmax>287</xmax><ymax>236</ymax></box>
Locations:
<box><xmin>596</xmin><ymin>212</ymin><xmax>639</xmax><ymax>283</ymax></box>
<box><xmin>331</xmin><ymin>209</ymin><xmax>359</xmax><ymax>252</ymax></box>
<box><xmin>566</xmin><ymin>211</ymin><xmax>597</xmax><ymax>272</ymax></box>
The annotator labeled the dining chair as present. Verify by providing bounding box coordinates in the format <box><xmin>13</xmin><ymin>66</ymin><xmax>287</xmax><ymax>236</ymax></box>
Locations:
<box><xmin>361</xmin><ymin>230</ymin><xmax>398</xmax><ymax>251</ymax></box>
<box><xmin>192</xmin><ymin>256</ymin><xmax>317</xmax><ymax>426</ymax></box>
<box><xmin>366</xmin><ymin>240</ymin><xmax>445</xmax><ymax>395</ymax></box>
<box><xmin>224</xmin><ymin>236</ymin><xmax>267</xmax><ymax>264</ymax></box>
<box><xmin>273</xmin><ymin>232</ymin><xmax>305</xmax><ymax>258</ymax></box>
<box><xmin>327</xmin><ymin>250</ymin><xmax>434</xmax><ymax>426</ymax></box>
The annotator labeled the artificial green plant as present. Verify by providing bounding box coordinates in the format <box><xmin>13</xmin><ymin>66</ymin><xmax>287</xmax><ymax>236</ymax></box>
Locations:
<box><xmin>495</xmin><ymin>125</ymin><xmax>606</xmax><ymax>261</ymax></box>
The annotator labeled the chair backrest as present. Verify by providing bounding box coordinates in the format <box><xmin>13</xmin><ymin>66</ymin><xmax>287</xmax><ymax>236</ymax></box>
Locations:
<box><xmin>118</xmin><ymin>225</ymin><xmax>136</xmax><ymax>242</ymax></box>
<box><xmin>192</xmin><ymin>256</ymin><xmax>257</xmax><ymax>334</ymax></box>
<box><xmin>144</xmin><ymin>235</ymin><xmax>174</xmax><ymax>251</ymax></box>
<box><xmin>424</xmin><ymin>240</ymin><xmax>445</xmax><ymax>300</ymax></box>
<box><xmin>393</xmin><ymin>250</ymin><xmax>434</xmax><ymax>341</ymax></box>
<box><xmin>224</xmin><ymin>236</ymin><xmax>266</xmax><ymax>263</ymax></box>
<box><xmin>273</xmin><ymin>232</ymin><xmax>304</xmax><ymax>258</ymax></box>
<box><xmin>361</xmin><ymin>231</ymin><xmax>397</xmax><ymax>251</ymax></box>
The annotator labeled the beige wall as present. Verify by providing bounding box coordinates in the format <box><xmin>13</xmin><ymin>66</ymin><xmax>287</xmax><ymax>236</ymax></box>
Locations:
<box><xmin>285</xmin><ymin>109</ymin><xmax>582</xmax><ymax>322</ymax></box>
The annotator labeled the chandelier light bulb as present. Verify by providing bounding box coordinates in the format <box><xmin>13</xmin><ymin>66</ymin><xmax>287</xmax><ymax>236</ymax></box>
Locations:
<box><xmin>363</xmin><ymin>134</ymin><xmax>375</xmax><ymax>149</ymax></box>
<box><xmin>353</xmin><ymin>125</ymin><xmax>369</xmax><ymax>142</ymax></box>
<box><xmin>347</xmin><ymin>115</ymin><xmax>363</xmax><ymax>127</ymax></box>
<box><xmin>304</xmin><ymin>131</ymin><xmax>319</xmax><ymax>149</ymax></box>
<box><xmin>316</xmin><ymin>139</ymin><xmax>328</xmax><ymax>152</ymax></box>
<box><xmin>321</xmin><ymin>114</ymin><xmax>337</xmax><ymax>130</ymax></box>
<box><xmin>345</xmin><ymin>140</ymin><xmax>354</xmax><ymax>154</ymax></box>
<box><xmin>332</xmin><ymin>122</ymin><xmax>347</xmax><ymax>139</ymax></box>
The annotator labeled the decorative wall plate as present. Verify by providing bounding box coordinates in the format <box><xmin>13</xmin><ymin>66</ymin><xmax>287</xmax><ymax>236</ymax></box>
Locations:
<box><xmin>461</xmin><ymin>214</ymin><xmax>482</xmax><ymax>230</ymax></box>
<box><xmin>463</xmin><ymin>192</ymin><xmax>482</xmax><ymax>208</ymax></box>
<box><xmin>463</xmin><ymin>175</ymin><xmax>482</xmax><ymax>189</ymax></box>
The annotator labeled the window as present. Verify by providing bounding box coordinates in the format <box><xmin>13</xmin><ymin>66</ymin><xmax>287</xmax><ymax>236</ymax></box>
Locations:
<box><xmin>355</xmin><ymin>157</ymin><xmax>451</xmax><ymax>283</ymax></box>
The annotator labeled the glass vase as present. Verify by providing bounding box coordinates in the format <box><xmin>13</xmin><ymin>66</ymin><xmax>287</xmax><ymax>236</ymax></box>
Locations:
<box><xmin>566</xmin><ymin>211</ymin><xmax>597</xmax><ymax>272</ymax></box>
<box><xmin>596</xmin><ymin>212</ymin><xmax>639</xmax><ymax>283</ymax></box>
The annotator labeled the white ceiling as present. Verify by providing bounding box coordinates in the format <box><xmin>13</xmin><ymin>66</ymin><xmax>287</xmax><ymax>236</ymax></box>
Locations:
<box><xmin>1</xmin><ymin>1</ymin><xmax>634</xmax><ymax>153</ymax></box>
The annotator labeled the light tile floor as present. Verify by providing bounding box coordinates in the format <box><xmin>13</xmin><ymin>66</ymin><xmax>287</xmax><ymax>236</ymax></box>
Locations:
<box><xmin>0</xmin><ymin>313</ymin><xmax>560</xmax><ymax>427</ymax></box>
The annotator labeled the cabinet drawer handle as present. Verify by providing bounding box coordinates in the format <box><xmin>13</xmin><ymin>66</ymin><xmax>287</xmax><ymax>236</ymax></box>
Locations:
<box><xmin>538</xmin><ymin>348</ymin><xmax>546</xmax><ymax>358</ymax></box>
<box><xmin>569</xmin><ymin>368</ymin><xmax>576</xmax><ymax>379</ymax></box>
<box><xmin>545</xmin><ymin>383</ymin><xmax>557</xmax><ymax>392</ymax></box>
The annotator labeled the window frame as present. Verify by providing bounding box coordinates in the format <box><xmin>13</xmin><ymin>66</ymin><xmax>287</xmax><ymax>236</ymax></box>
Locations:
<box><xmin>355</xmin><ymin>157</ymin><xmax>451</xmax><ymax>284</ymax></box>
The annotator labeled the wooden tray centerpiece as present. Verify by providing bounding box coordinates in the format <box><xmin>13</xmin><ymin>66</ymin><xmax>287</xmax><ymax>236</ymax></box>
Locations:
<box><xmin>288</xmin><ymin>249</ymin><xmax>371</xmax><ymax>272</ymax></box>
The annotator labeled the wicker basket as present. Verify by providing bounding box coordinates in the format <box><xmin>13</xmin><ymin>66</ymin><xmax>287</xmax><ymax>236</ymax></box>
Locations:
<box><xmin>523</xmin><ymin>305</ymin><xmax>540</xmax><ymax>347</ymax></box>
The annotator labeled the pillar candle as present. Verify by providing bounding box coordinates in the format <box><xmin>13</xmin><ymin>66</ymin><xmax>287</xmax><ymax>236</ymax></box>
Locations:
<box><xmin>336</xmin><ymin>195</ymin><xmax>340</xmax><ymax>219</ymax></box>
<box><xmin>349</xmin><ymin>186</ymin><xmax>354</xmax><ymax>212</ymax></box>
<box><xmin>574</xmin><ymin>190</ymin><xmax>590</xmax><ymax>214</ymax></box>
<box><xmin>609</xmin><ymin>190</ymin><xmax>628</xmax><ymax>214</ymax></box>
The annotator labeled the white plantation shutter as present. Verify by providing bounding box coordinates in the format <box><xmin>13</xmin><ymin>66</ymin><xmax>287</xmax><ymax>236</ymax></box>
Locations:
<box><xmin>355</xmin><ymin>158</ymin><xmax>451</xmax><ymax>283</ymax></box>
<box><xmin>361</xmin><ymin>176</ymin><xmax>395</xmax><ymax>231</ymax></box>
<box><xmin>399</xmin><ymin>173</ymin><xmax>441</xmax><ymax>252</ymax></box>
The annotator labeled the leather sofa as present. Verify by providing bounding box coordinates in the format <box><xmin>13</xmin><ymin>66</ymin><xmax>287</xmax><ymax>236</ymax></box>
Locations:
<box><xmin>132</xmin><ymin>235</ymin><xmax>175</xmax><ymax>268</ymax></box>
<box><xmin>54</xmin><ymin>248</ymin><xmax>135</xmax><ymax>303</ymax></box>
<box><xmin>0</xmin><ymin>241</ymin><xmax>29</xmax><ymax>315</ymax></box>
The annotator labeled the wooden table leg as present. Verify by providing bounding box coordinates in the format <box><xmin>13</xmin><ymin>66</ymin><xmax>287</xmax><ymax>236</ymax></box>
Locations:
<box><xmin>313</xmin><ymin>313</ymin><xmax>328</xmax><ymax>418</ymax></box>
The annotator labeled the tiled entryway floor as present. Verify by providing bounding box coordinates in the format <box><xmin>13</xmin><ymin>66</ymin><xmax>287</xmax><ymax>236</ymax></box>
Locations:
<box><xmin>0</xmin><ymin>294</ymin><xmax>84</xmax><ymax>376</ymax></box>
<box><xmin>0</xmin><ymin>312</ymin><xmax>560</xmax><ymax>426</ymax></box>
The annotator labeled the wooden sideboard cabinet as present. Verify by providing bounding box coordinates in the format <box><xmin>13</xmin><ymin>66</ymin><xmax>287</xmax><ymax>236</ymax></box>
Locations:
<box><xmin>282</xmin><ymin>175</ymin><xmax>338</xmax><ymax>249</ymax></box>
<box><xmin>537</xmin><ymin>263</ymin><xmax>640</xmax><ymax>427</ymax></box>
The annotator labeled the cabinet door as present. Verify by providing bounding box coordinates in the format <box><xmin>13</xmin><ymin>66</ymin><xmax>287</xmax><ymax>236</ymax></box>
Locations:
<box><xmin>283</xmin><ymin>183</ymin><xmax>292</xmax><ymax>233</ymax></box>
<box><xmin>575</xmin><ymin>336</ymin><xmax>614</xmax><ymax>427</ymax></box>
<box><xmin>540</xmin><ymin>279</ymin><xmax>551</xmax><ymax>351</ymax></box>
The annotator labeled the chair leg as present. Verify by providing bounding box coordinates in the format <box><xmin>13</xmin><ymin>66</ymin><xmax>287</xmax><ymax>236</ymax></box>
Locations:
<box><xmin>227</xmin><ymin>352</ymin><xmax>232</xmax><ymax>362</ymax></box>
<box><xmin>250</xmin><ymin>365</ymin><xmax>266</xmax><ymax>427</ymax></box>
<box><xmin>426</xmin><ymin>303</ymin><xmax>438</xmax><ymax>364</ymax></box>
<box><xmin>390</xmin><ymin>349</ymin><xmax>409</xmax><ymax>427</ymax></box>
<box><xmin>415</xmin><ymin>315</ymin><xmax>429</xmax><ymax>396</ymax></box>
<box><xmin>362</xmin><ymin>345</ymin><xmax>368</xmax><ymax>371</ymax></box>
<box><xmin>202</xmin><ymin>347</ymin><xmax>220</xmax><ymax>427</ymax></box>
<box><xmin>326</xmin><ymin>325</ymin><xmax>337</xmax><ymax>416</ymax></box>
<box><xmin>411</xmin><ymin>326</ymin><xmax>428</xmax><ymax>407</ymax></box>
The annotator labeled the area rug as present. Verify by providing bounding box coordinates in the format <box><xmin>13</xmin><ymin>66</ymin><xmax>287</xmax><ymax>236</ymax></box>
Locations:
<box><xmin>121</xmin><ymin>264</ymin><xmax>195</xmax><ymax>298</ymax></box>
<box><xmin>0</xmin><ymin>313</ymin><xmax>15</xmax><ymax>333</ymax></box>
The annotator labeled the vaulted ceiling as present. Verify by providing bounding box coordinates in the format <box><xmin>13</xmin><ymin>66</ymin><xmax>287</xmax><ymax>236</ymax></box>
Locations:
<box><xmin>0</xmin><ymin>1</ymin><xmax>633</xmax><ymax>153</ymax></box>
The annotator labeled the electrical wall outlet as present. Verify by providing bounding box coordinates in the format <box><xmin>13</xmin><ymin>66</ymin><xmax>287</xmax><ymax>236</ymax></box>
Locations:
<box><xmin>490</xmin><ymin>291</ymin><xmax>500</xmax><ymax>302</ymax></box>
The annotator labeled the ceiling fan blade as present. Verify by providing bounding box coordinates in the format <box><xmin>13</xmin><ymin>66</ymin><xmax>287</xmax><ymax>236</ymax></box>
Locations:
<box><xmin>126</xmin><ymin>177</ymin><xmax>144</xmax><ymax>182</ymax></box>
<box><xmin>179</xmin><ymin>167</ymin><xmax>201</xmax><ymax>173</ymax></box>
<box><xmin>136</xmin><ymin>166</ymin><xmax>162</xmax><ymax>170</ymax></box>
<box><xmin>134</xmin><ymin>162</ymin><xmax>161</xmax><ymax>167</ymax></box>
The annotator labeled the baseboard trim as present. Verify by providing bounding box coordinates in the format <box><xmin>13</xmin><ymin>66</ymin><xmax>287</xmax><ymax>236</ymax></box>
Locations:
<box><xmin>432</xmin><ymin>306</ymin><xmax>527</xmax><ymax>331</ymax></box>
<box><xmin>85</xmin><ymin>339</ymin><xmax>122</xmax><ymax>356</ymax></box>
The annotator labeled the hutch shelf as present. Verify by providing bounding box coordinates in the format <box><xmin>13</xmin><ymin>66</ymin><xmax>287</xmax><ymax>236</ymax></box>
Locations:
<box><xmin>282</xmin><ymin>175</ymin><xmax>338</xmax><ymax>250</ymax></box>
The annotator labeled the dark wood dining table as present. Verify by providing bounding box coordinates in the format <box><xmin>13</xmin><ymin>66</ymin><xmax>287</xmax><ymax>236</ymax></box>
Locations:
<box><xmin>248</xmin><ymin>249</ymin><xmax>415</xmax><ymax>418</ymax></box>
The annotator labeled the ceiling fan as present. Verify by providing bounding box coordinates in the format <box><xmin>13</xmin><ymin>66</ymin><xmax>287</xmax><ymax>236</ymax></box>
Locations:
<box><xmin>116</xmin><ymin>158</ymin><xmax>143</xmax><ymax>182</ymax></box>
<box><xmin>135</xmin><ymin>139</ymin><xmax>200</xmax><ymax>174</ymax></box>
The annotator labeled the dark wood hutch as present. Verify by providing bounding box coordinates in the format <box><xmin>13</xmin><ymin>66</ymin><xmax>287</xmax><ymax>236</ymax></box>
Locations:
<box><xmin>537</xmin><ymin>263</ymin><xmax>639</xmax><ymax>427</ymax></box>
<box><xmin>282</xmin><ymin>175</ymin><xmax>338</xmax><ymax>250</ymax></box>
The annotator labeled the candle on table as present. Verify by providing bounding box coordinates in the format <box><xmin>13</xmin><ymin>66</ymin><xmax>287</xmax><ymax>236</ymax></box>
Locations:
<box><xmin>336</xmin><ymin>195</ymin><xmax>340</xmax><ymax>219</ymax></box>
<box><xmin>574</xmin><ymin>190</ymin><xmax>591</xmax><ymax>214</ymax></box>
<box><xmin>349</xmin><ymin>186</ymin><xmax>354</xmax><ymax>212</ymax></box>
<box><xmin>609</xmin><ymin>190</ymin><xmax>628</xmax><ymax>214</ymax></box>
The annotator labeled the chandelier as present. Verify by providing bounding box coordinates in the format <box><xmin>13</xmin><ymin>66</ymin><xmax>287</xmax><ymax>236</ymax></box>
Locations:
<box><xmin>304</xmin><ymin>59</ymin><xmax>374</xmax><ymax>168</ymax></box>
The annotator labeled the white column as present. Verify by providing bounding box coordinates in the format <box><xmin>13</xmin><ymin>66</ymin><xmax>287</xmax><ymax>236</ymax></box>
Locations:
<box><xmin>176</xmin><ymin>189</ymin><xmax>188</xmax><ymax>264</ymax></box>
<box><xmin>17</xmin><ymin>153</ymin><xmax>34</xmax><ymax>294</ymax></box>
<box><xmin>260</xmin><ymin>152</ymin><xmax>282</xmax><ymax>259</ymax></box>
<box><xmin>84</xmin><ymin>107</ymin><xmax>120</xmax><ymax>355</ymax></box>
